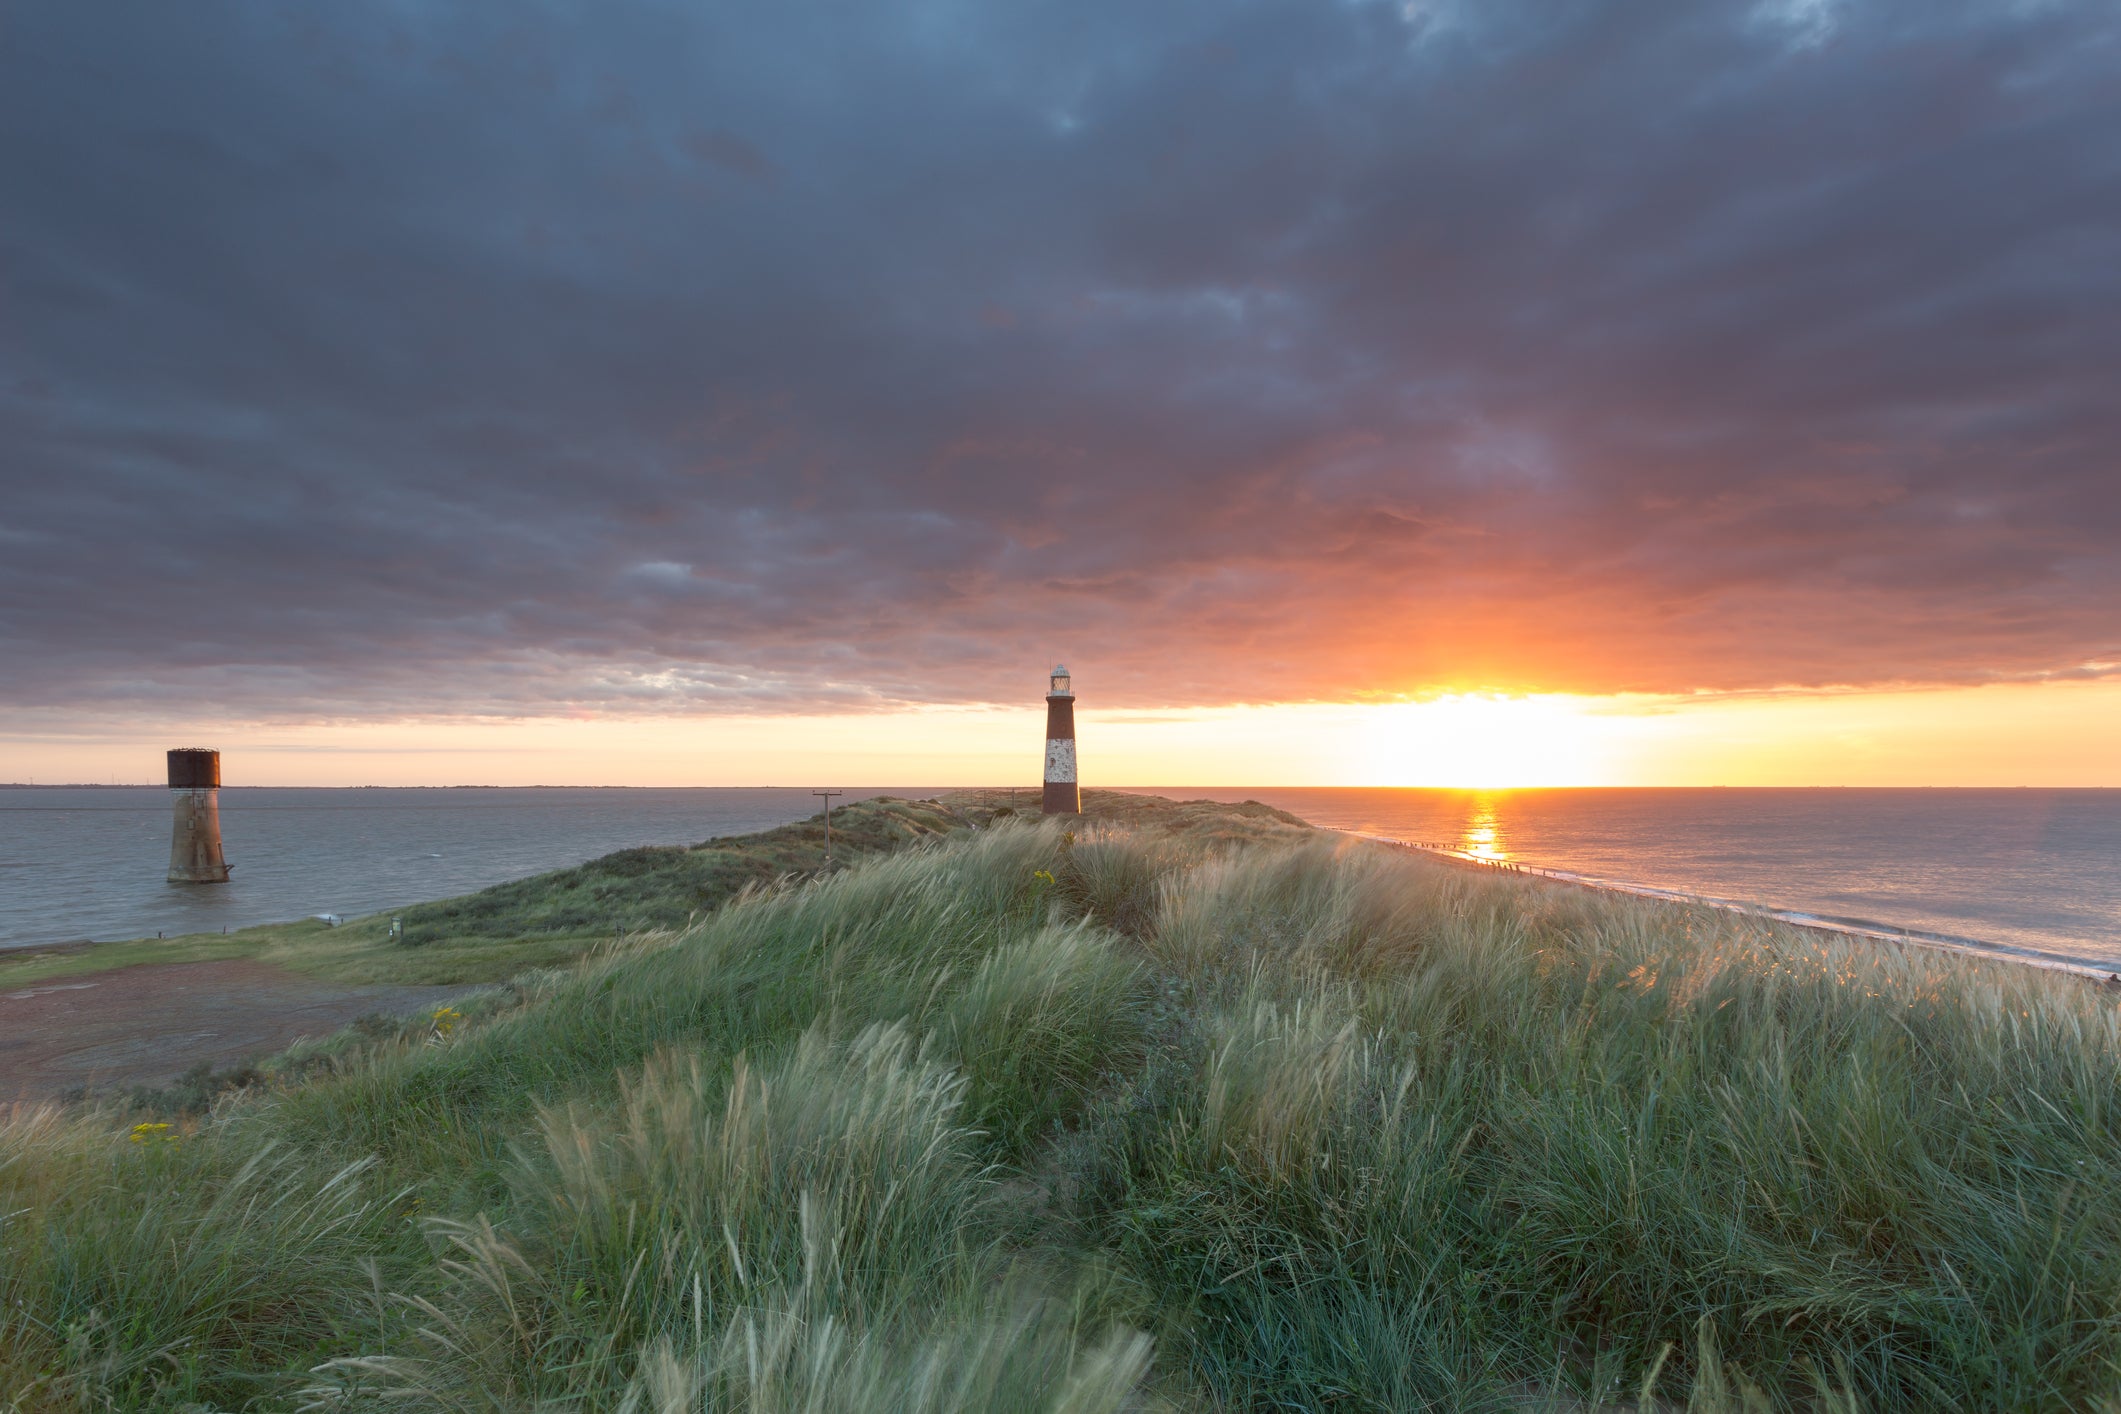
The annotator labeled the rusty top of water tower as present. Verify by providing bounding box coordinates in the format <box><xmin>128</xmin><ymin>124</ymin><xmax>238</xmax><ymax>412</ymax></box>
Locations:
<box><xmin>167</xmin><ymin>748</ymin><xmax>221</xmax><ymax>789</ymax></box>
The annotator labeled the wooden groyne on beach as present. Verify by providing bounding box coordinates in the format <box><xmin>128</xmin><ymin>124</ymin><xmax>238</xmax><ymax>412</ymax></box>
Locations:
<box><xmin>1344</xmin><ymin>830</ymin><xmax>2121</xmax><ymax>985</ymax></box>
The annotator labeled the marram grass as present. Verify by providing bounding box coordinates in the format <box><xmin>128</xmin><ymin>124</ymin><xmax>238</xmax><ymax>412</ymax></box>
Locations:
<box><xmin>4</xmin><ymin>802</ymin><xmax>2121</xmax><ymax>1410</ymax></box>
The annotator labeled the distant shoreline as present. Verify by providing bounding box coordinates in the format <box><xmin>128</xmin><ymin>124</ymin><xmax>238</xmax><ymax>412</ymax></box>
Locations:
<box><xmin>10</xmin><ymin>795</ymin><xmax>2117</xmax><ymax>987</ymax></box>
<box><xmin>8</xmin><ymin>785</ymin><xmax>2115</xmax><ymax>965</ymax></box>
<box><xmin>1352</xmin><ymin>831</ymin><xmax>2121</xmax><ymax>983</ymax></box>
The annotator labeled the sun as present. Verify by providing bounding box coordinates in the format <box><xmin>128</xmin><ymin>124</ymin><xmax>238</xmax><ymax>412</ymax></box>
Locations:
<box><xmin>1360</xmin><ymin>693</ymin><xmax>1606</xmax><ymax>788</ymax></box>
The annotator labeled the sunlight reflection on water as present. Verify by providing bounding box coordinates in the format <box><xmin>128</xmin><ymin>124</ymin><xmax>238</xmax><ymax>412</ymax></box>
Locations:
<box><xmin>1458</xmin><ymin>795</ymin><xmax>1510</xmax><ymax>860</ymax></box>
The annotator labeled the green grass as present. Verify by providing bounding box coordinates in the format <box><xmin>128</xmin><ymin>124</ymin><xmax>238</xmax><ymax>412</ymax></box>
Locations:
<box><xmin>5</xmin><ymin>797</ymin><xmax>2120</xmax><ymax>1410</ymax></box>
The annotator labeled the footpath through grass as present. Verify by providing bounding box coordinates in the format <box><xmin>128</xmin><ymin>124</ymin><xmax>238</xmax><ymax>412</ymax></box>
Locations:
<box><xmin>4</xmin><ymin>792</ymin><xmax>2120</xmax><ymax>1410</ymax></box>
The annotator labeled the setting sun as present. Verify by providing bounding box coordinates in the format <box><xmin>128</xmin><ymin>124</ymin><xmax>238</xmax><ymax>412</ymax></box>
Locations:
<box><xmin>1359</xmin><ymin>695</ymin><xmax>1614</xmax><ymax>788</ymax></box>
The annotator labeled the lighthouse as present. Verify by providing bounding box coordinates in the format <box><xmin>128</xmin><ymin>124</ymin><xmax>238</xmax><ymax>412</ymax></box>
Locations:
<box><xmin>166</xmin><ymin>748</ymin><xmax>231</xmax><ymax>883</ymax></box>
<box><xmin>1042</xmin><ymin>664</ymin><xmax>1080</xmax><ymax>816</ymax></box>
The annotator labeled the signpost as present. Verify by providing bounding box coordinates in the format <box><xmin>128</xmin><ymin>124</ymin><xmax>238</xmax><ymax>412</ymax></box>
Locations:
<box><xmin>812</xmin><ymin>789</ymin><xmax>844</xmax><ymax>865</ymax></box>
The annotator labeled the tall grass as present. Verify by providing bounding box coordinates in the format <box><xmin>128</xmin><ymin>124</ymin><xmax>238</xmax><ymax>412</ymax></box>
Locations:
<box><xmin>0</xmin><ymin>1106</ymin><xmax>414</xmax><ymax>1408</ymax></box>
<box><xmin>1117</xmin><ymin>839</ymin><xmax>2121</xmax><ymax>1408</ymax></box>
<box><xmin>305</xmin><ymin>1023</ymin><xmax>1036</xmax><ymax>1407</ymax></box>
<box><xmin>943</xmin><ymin>923</ymin><xmax>1147</xmax><ymax>1156</ymax></box>
<box><xmin>7</xmin><ymin>814</ymin><xmax>2121</xmax><ymax>1409</ymax></box>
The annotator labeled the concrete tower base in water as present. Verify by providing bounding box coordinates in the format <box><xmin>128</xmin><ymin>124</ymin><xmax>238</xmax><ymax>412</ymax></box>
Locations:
<box><xmin>167</xmin><ymin>748</ymin><xmax>231</xmax><ymax>883</ymax></box>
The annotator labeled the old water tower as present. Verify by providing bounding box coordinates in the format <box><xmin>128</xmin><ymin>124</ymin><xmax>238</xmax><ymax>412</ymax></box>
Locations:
<box><xmin>166</xmin><ymin>748</ymin><xmax>231</xmax><ymax>883</ymax></box>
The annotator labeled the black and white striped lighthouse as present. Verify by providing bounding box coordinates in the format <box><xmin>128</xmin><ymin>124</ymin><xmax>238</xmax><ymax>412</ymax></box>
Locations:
<box><xmin>1041</xmin><ymin>664</ymin><xmax>1080</xmax><ymax>816</ymax></box>
<box><xmin>166</xmin><ymin>747</ymin><xmax>231</xmax><ymax>883</ymax></box>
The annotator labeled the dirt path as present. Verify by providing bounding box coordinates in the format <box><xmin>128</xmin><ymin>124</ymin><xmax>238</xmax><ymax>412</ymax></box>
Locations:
<box><xmin>0</xmin><ymin>959</ymin><xmax>465</xmax><ymax>1101</ymax></box>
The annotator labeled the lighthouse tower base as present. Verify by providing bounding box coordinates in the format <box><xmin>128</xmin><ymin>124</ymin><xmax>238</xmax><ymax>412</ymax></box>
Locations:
<box><xmin>1043</xmin><ymin>687</ymin><xmax>1080</xmax><ymax>815</ymax></box>
<box><xmin>1042</xmin><ymin>777</ymin><xmax>1079</xmax><ymax>817</ymax></box>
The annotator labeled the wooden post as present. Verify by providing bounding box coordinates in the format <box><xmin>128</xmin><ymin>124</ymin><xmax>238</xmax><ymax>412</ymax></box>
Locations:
<box><xmin>812</xmin><ymin>789</ymin><xmax>843</xmax><ymax>864</ymax></box>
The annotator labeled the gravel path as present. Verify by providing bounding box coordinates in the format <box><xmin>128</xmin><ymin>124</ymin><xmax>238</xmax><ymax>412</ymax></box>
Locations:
<box><xmin>0</xmin><ymin>959</ymin><xmax>465</xmax><ymax>1100</ymax></box>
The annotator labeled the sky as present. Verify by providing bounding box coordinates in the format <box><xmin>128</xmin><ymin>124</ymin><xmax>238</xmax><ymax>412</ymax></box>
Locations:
<box><xmin>3</xmin><ymin>0</ymin><xmax>2118</xmax><ymax>786</ymax></box>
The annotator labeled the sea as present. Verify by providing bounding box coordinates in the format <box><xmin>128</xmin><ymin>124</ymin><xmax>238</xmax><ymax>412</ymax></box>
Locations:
<box><xmin>2</xmin><ymin>786</ymin><xmax>2117</xmax><ymax>970</ymax></box>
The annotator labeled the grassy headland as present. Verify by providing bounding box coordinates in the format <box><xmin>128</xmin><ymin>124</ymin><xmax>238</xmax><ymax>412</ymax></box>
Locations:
<box><xmin>3</xmin><ymin>792</ymin><xmax>2118</xmax><ymax>1409</ymax></box>
<box><xmin>0</xmin><ymin>795</ymin><xmax>969</xmax><ymax>991</ymax></box>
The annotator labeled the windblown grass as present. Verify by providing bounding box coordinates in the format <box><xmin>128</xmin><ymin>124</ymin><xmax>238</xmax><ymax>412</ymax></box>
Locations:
<box><xmin>5</xmin><ymin>801</ymin><xmax>2120</xmax><ymax>1410</ymax></box>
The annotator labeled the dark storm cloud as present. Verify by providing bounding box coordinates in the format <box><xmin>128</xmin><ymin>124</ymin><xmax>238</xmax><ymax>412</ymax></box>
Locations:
<box><xmin>3</xmin><ymin>0</ymin><xmax>2117</xmax><ymax>718</ymax></box>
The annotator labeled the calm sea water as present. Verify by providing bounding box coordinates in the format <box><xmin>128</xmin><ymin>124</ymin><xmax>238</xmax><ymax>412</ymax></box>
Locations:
<box><xmin>3</xmin><ymin>786</ymin><xmax>2117</xmax><ymax>968</ymax></box>
<box><xmin>0</xmin><ymin>787</ymin><xmax>940</xmax><ymax>952</ymax></box>
<box><xmin>1167</xmin><ymin>788</ymin><xmax>2121</xmax><ymax>967</ymax></box>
